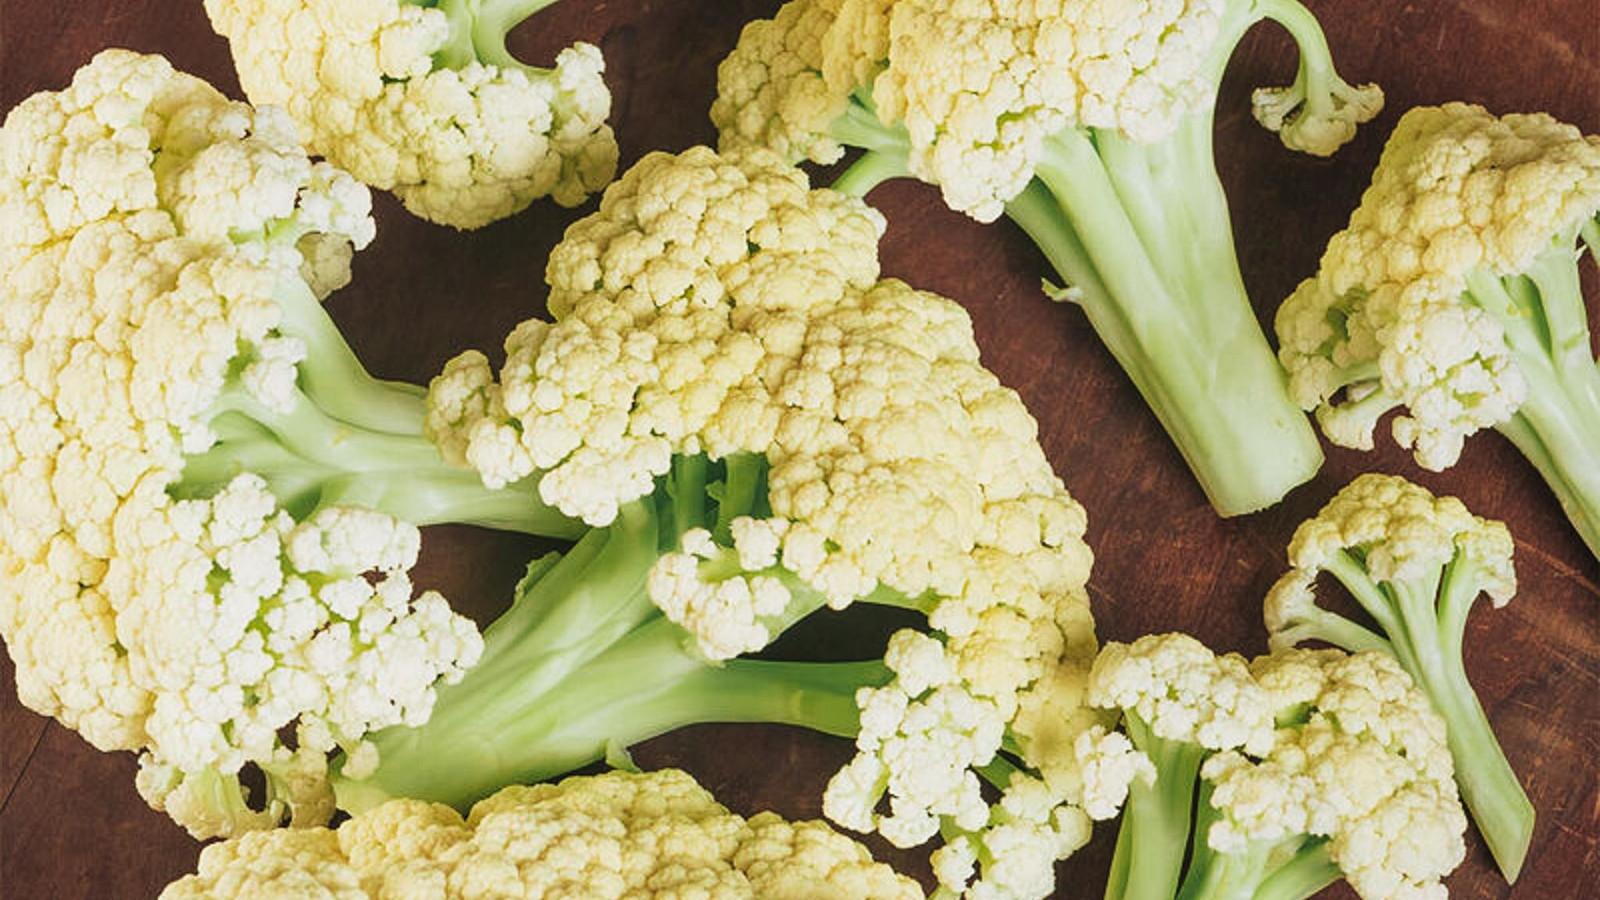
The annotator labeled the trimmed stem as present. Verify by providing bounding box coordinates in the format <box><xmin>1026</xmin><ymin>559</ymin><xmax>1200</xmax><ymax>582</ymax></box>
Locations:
<box><xmin>1104</xmin><ymin>716</ymin><xmax>1205</xmax><ymax>900</ymax></box>
<box><xmin>1024</xmin><ymin>119</ymin><xmax>1322</xmax><ymax>515</ymax></box>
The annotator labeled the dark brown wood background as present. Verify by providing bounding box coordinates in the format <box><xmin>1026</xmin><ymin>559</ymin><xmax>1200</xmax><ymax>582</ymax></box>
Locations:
<box><xmin>2</xmin><ymin>1</ymin><xmax>1597</xmax><ymax>897</ymax></box>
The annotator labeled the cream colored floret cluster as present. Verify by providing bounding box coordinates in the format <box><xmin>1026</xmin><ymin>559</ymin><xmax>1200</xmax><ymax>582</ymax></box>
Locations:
<box><xmin>158</xmin><ymin>768</ymin><xmax>926</xmax><ymax>900</ymax></box>
<box><xmin>714</xmin><ymin>0</ymin><xmax>1228</xmax><ymax>221</ymax></box>
<box><xmin>425</xmin><ymin>145</ymin><xmax>1100</xmax><ymax>897</ymax></box>
<box><xmin>1276</xmin><ymin>103</ymin><xmax>1600</xmax><ymax>470</ymax></box>
<box><xmin>204</xmin><ymin>0</ymin><xmax>618</xmax><ymax>228</ymax></box>
<box><xmin>1265</xmin><ymin>472</ymin><xmax>1516</xmax><ymax>643</ymax></box>
<box><xmin>1083</xmin><ymin>635</ymin><xmax>1466</xmax><ymax>900</ymax></box>
<box><xmin>0</xmin><ymin>50</ymin><xmax>480</xmax><ymax>836</ymax></box>
<box><xmin>1204</xmin><ymin>649</ymin><xmax>1466</xmax><ymax>900</ymax></box>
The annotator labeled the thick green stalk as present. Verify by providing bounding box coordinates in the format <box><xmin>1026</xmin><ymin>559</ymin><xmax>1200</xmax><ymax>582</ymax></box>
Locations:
<box><xmin>274</xmin><ymin>274</ymin><xmax>431</xmax><ymax>438</ymax></box>
<box><xmin>429</xmin><ymin>0</ymin><xmax>563</xmax><ymax>71</ymax></box>
<box><xmin>332</xmin><ymin>463</ymin><xmax>888</xmax><ymax>813</ymax></box>
<box><xmin>829</xmin><ymin>95</ymin><xmax>915</xmax><ymax>197</ymax></box>
<box><xmin>1247</xmin><ymin>841</ymin><xmax>1340</xmax><ymax>900</ymax></box>
<box><xmin>1027</xmin><ymin>119</ymin><xmax>1322</xmax><ymax>515</ymax></box>
<box><xmin>1104</xmin><ymin>715</ymin><xmax>1206</xmax><ymax>900</ymax></box>
<box><xmin>1176</xmin><ymin>783</ymin><xmax>1337</xmax><ymax>900</ymax></box>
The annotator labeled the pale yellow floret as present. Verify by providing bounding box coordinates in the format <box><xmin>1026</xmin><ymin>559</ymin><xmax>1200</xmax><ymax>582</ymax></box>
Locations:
<box><xmin>1276</xmin><ymin>103</ymin><xmax>1600</xmax><ymax>468</ymax></box>
<box><xmin>1088</xmin><ymin>633</ymin><xmax>1277</xmax><ymax>757</ymax></box>
<box><xmin>714</xmin><ymin>0</ymin><xmax>1231</xmax><ymax>222</ymax></box>
<box><xmin>158</xmin><ymin>768</ymin><xmax>925</xmax><ymax>900</ymax></box>
<box><xmin>1265</xmin><ymin>472</ymin><xmax>1516</xmax><ymax>647</ymax></box>
<box><xmin>425</xmin><ymin>145</ymin><xmax>1098</xmax><ymax>896</ymax></box>
<box><xmin>1201</xmin><ymin>649</ymin><xmax>1465</xmax><ymax>900</ymax></box>
<box><xmin>204</xmin><ymin>0</ymin><xmax>618</xmax><ymax>229</ymax></box>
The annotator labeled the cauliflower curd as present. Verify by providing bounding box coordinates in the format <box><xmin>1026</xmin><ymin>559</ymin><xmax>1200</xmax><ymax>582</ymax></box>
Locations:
<box><xmin>204</xmin><ymin>0</ymin><xmax>618</xmax><ymax>228</ymax></box>
<box><xmin>1276</xmin><ymin>103</ymin><xmax>1600</xmax><ymax>562</ymax></box>
<box><xmin>160</xmin><ymin>768</ymin><xmax>926</xmax><ymax>900</ymax></box>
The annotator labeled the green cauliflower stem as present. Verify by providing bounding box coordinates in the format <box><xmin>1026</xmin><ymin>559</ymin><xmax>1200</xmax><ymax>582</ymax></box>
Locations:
<box><xmin>1275</xmin><ymin>102</ymin><xmax>1600</xmax><ymax>562</ymax></box>
<box><xmin>1083</xmin><ymin>636</ymin><xmax>1467</xmax><ymax>900</ymax></box>
<box><xmin>332</xmin><ymin>453</ymin><xmax>899</xmax><ymax>814</ymax></box>
<box><xmin>0</xmin><ymin>50</ymin><xmax>580</xmax><ymax>839</ymax></box>
<box><xmin>713</xmin><ymin>0</ymin><xmax>1386</xmax><ymax>516</ymax></box>
<box><xmin>1265</xmin><ymin>473</ymin><xmax>1533</xmax><ymax>882</ymax></box>
<box><xmin>161</xmin><ymin>768</ymin><xmax>928</xmax><ymax>900</ymax></box>
<box><xmin>204</xmin><ymin>0</ymin><xmax>618</xmax><ymax>229</ymax></box>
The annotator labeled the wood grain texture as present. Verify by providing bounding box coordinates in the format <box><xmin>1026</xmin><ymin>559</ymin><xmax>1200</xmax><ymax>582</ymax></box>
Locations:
<box><xmin>1</xmin><ymin>1</ymin><xmax>1597</xmax><ymax>897</ymax></box>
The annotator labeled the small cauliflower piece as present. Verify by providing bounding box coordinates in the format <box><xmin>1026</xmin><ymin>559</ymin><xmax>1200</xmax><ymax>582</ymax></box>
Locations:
<box><xmin>1275</xmin><ymin>102</ymin><xmax>1600</xmax><ymax>560</ymax></box>
<box><xmin>1082</xmin><ymin>633</ymin><xmax>1278</xmax><ymax>900</ymax></box>
<box><xmin>1266</xmin><ymin>473</ymin><xmax>1531</xmax><ymax>881</ymax></box>
<box><xmin>205</xmin><ymin>0</ymin><xmax>618</xmax><ymax>228</ymax></box>
<box><xmin>1084</xmin><ymin>636</ymin><xmax>1467</xmax><ymax>900</ymax></box>
<box><xmin>158</xmin><ymin>768</ymin><xmax>925</xmax><ymax>900</ymax></box>
<box><xmin>1195</xmin><ymin>649</ymin><xmax>1467</xmax><ymax>900</ymax></box>
<box><xmin>713</xmin><ymin>0</ymin><xmax>1385</xmax><ymax>517</ymax></box>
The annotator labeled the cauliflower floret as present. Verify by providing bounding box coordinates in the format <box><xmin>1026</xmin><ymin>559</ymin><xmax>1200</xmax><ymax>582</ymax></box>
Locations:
<box><xmin>1088</xmin><ymin>633</ymin><xmax>1277</xmax><ymax>758</ymax></box>
<box><xmin>715</xmin><ymin>0</ymin><xmax>1374</xmax><ymax>223</ymax></box>
<box><xmin>0</xmin><ymin>50</ymin><xmax>480</xmax><ymax>838</ymax></box>
<box><xmin>1262</xmin><ymin>472</ymin><xmax>1531</xmax><ymax>881</ymax></box>
<box><xmin>158</xmin><ymin>769</ymin><xmax>925</xmax><ymax>900</ymax></box>
<box><xmin>1276</xmin><ymin>102</ymin><xmax>1600</xmax><ymax>470</ymax></box>
<box><xmin>1199</xmin><ymin>649</ymin><xmax>1466</xmax><ymax>900</ymax></box>
<box><xmin>204</xmin><ymin>0</ymin><xmax>617</xmax><ymax>228</ymax></box>
<box><xmin>425</xmin><ymin>148</ymin><xmax>1100</xmax><ymax>893</ymax></box>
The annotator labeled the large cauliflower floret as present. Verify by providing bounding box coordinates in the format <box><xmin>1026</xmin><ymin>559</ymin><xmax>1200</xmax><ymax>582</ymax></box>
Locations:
<box><xmin>714</xmin><ymin>0</ymin><xmax>1381</xmax><ymax>521</ymax></box>
<box><xmin>426</xmin><ymin>145</ymin><xmax>1099</xmax><ymax>899</ymax></box>
<box><xmin>158</xmin><ymin>768</ymin><xmax>926</xmax><ymax>900</ymax></box>
<box><xmin>1276</xmin><ymin>102</ymin><xmax>1600</xmax><ymax>471</ymax></box>
<box><xmin>870</xmin><ymin>0</ymin><xmax>1229</xmax><ymax>222</ymax></box>
<box><xmin>1201</xmin><ymin>649</ymin><xmax>1466</xmax><ymax>900</ymax></box>
<box><xmin>0</xmin><ymin>50</ymin><xmax>482</xmax><ymax>838</ymax></box>
<box><xmin>204</xmin><ymin>0</ymin><xmax>618</xmax><ymax>229</ymax></box>
<box><xmin>714</xmin><ymin>0</ymin><xmax>1379</xmax><ymax>223</ymax></box>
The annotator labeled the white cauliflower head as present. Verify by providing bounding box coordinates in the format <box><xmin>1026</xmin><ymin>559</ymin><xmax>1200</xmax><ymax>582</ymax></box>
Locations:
<box><xmin>715</xmin><ymin>0</ymin><xmax>1230</xmax><ymax>222</ymax></box>
<box><xmin>204</xmin><ymin>0</ymin><xmax>618</xmax><ymax>229</ymax></box>
<box><xmin>425</xmin><ymin>144</ymin><xmax>1099</xmax><ymax>898</ymax></box>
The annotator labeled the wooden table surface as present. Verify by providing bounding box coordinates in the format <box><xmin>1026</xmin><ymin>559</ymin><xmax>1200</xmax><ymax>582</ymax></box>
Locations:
<box><xmin>2</xmin><ymin>1</ymin><xmax>1597</xmax><ymax>897</ymax></box>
